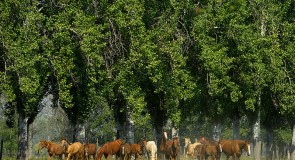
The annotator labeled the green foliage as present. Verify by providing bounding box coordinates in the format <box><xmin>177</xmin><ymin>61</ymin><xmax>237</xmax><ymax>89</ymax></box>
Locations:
<box><xmin>0</xmin><ymin>112</ymin><xmax>18</xmax><ymax>157</ymax></box>
<box><xmin>274</xmin><ymin>127</ymin><xmax>292</xmax><ymax>144</ymax></box>
<box><xmin>0</xmin><ymin>0</ymin><xmax>49</xmax><ymax>120</ymax></box>
<box><xmin>86</xmin><ymin>98</ymin><xmax>116</xmax><ymax>144</ymax></box>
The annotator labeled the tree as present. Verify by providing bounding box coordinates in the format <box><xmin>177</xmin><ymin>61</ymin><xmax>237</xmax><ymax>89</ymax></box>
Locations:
<box><xmin>0</xmin><ymin>1</ymin><xmax>49</xmax><ymax>158</ymax></box>
<box><xmin>191</xmin><ymin>0</ymin><xmax>246</xmax><ymax>140</ymax></box>
<box><xmin>139</xmin><ymin>0</ymin><xmax>198</xmax><ymax>144</ymax></box>
<box><xmin>39</xmin><ymin>0</ymin><xmax>108</xmax><ymax>141</ymax></box>
<box><xmin>1</xmin><ymin>0</ymin><xmax>108</xmax><ymax>157</ymax></box>
<box><xmin>99</xmin><ymin>0</ymin><xmax>200</xmax><ymax>145</ymax></box>
<box><xmin>224</xmin><ymin>1</ymin><xmax>295</xmax><ymax>159</ymax></box>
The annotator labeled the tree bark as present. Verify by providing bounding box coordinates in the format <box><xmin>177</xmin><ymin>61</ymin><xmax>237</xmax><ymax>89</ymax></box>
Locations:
<box><xmin>155</xmin><ymin>125</ymin><xmax>163</xmax><ymax>152</ymax></box>
<box><xmin>275</xmin><ymin>143</ymin><xmax>279</xmax><ymax>159</ymax></box>
<box><xmin>253</xmin><ymin>96</ymin><xmax>262</xmax><ymax>160</ymax></box>
<box><xmin>75</xmin><ymin>124</ymin><xmax>86</xmax><ymax>144</ymax></box>
<box><xmin>290</xmin><ymin>124</ymin><xmax>295</xmax><ymax>160</ymax></box>
<box><xmin>171</xmin><ymin>127</ymin><xmax>179</xmax><ymax>138</ymax></box>
<box><xmin>212</xmin><ymin>122</ymin><xmax>222</xmax><ymax>142</ymax></box>
<box><xmin>126</xmin><ymin>106</ymin><xmax>134</xmax><ymax>143</ymax></box>
<box><xmin>72</xmin><ymin>123</ymin><xmax>77</xmax><ymax>142</ymax></box>
<box><xmin>116</xmin><ymin>122</ymin><xmax>124</xmax><ymax>140</ymax></box>
<box><xmin>266</xmin><ymin>127</ymin><xmax>274</xmax><ymax>160</ymax></box>
<box><xmin>27</xmin><ymin>122</ymin><xmax>33</xmax><ymax>159</ymax></box>
<box><xmin>17</xmin><ymin>109</ymin><xmax>28</xmax><ymax>160</ymax></box>
<box><xmin>125</xmin><ymin>120</ymin><xmax>134</xmax><ymax>143</ymax></box>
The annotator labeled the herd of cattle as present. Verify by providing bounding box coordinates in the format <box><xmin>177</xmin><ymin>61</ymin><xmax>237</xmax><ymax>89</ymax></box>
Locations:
<box><xmin>38</xmin><ymin>132</ymin><xmax>251</xmax><ymax>160</ymax></box>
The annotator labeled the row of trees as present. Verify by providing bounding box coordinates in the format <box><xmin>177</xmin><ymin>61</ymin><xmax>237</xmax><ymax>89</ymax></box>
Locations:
<box><xmin>1</xmin><ymin>0</ymin><xmax>294</xmax><ymax>159</ymax></box>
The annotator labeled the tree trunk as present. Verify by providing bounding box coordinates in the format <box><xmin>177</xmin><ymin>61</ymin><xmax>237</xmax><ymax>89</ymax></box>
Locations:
<box><xmin>290</xmin><ymin>124</ymin><xmax>295</xmax><ymax>160</ymax></box>
<box><xmin>17</xmin><ymin>110</ymin><xmax>28</xmax><ymax>160</ymax></box>
<box><xmin>116</xmin><ymin>122</ymin><xmax>124</xmax><ymax>140</ymax></box>
<box><xmin>232</xmin><ymin>112</ymin><xmax>240</xmax><ymax>139</ymax></box>
<box><xmin>73</xmin><ymin>123</ymin><xmax>77</xmax><ymax>142</ymax></box>
<box><xmin>253</xmin><ymin>99</ymin><xmax>262</xmax><ymax>160</ymax></box>
<box><xmin>27</xmin><ymin>122</ymin><xmax>33</xmax><ymax>159</ymax></box>
<box><xmin>275</xmin><ymin>143</ymin><xmax>279</xmax><ymax>160</ymax></box>
<box><xmin>155</xmin><ymin>125</ymin><xmax>163</xmax><ymax>152</ymax></box>
<box><xmin>212</xmin><ymin>122</ymin><xmax>222</xmax><ymax>142</ymax></box>
<box><xmin>171</xmin><ymin>127</ymin><xmax>179</xmax><ymax>138</ymax></box>
<box><xmin>266</xmin><ymin>127</ymin><xmax>274</xmax><ymax>160</ymax></box>
<box><xmin>125</xmin><ymin>120</ymin><xmax>134</xmax><ymax>143</ymax></box>
<box><xmin>75</xmin><ymin>124</ymin><xmax>86</xmax><ymax>144</ymax></box>
<box><xmin>125</xmin><ymin>116</ymin><xmax>134</xmax><ymax>143</ymax></box>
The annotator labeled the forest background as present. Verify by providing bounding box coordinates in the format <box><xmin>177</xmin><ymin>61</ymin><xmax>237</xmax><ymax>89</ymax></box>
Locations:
<box><xmin>0</xmin><ymin>0</ymin><xmax>294</xmax><ymax>159</ymax></box>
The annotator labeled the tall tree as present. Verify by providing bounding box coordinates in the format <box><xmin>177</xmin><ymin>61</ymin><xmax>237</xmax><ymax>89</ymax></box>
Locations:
<box><xmin>102</xmin><ymin>0</ymin><xmax>197</xmax><ymax>144</ymax></box>
<box><xmin>191</xmin><ymin>0</ymin><xmax>246</xmax><ymax>140</ymax></box>
<box><xmin>39</xmin><ymin>0</ymin><xmax>108</xmax><ymax>141</ymax></box>
<box><xmin>0</xmin><ymin>1</ymin><xmax>49</xmax><ymax>158</ymax></box>
<box><xmin>141</xmin><ymin>0</ymin><xmax>197</xmax><ymax>144</ymax></box>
